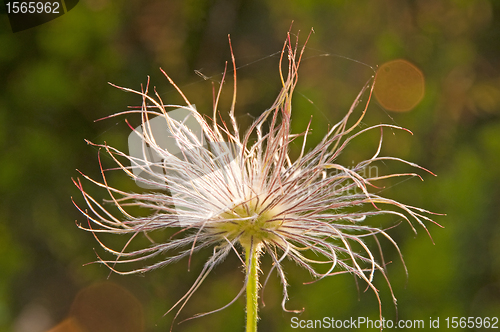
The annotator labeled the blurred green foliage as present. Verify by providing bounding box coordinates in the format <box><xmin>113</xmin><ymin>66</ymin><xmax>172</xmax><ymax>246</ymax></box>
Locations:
<box><xmin>1</xmin><ymin>1</ymin><xmax>499</xmax><ymax>331</ymax></box>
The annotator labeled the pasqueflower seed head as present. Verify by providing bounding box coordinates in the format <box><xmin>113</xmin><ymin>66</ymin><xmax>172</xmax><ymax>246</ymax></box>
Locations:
<box><xmin>73</xmin><ymin>32</ymin><xmax>441</xmax><ymax>328</ymax></box>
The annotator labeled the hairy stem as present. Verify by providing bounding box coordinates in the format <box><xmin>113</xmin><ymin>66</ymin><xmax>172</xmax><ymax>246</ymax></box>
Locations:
<box><xmin>245</xmin><ymin>243</ymin><xmax>260</xmax><ymax>332</ymax></box>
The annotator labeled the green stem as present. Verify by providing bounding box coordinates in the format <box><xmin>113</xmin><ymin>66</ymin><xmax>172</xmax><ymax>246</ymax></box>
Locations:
<box><xmin>245</xmin><ymin>244</ymin><xmax>260</xmax><ymax>332</ymax></box>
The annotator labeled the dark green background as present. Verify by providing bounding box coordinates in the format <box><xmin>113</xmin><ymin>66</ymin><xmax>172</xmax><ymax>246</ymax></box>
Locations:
<box><xmin>1</xmin><ymin>1</ymin><xmax>499</xmax><ymax>331</ymax></box>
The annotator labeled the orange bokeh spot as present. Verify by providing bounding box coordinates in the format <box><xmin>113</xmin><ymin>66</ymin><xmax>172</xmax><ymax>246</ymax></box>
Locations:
<box><xmin>46</xmin><ymin>318</ymin><xmax>85</xmax><ymax>332</ymax></box>
<box><xmin>374</xmin><ymin>59</ymin><xmax>425</xmax><ymax>112</ymax></box>
<box><xmin>46</xmin><ymin>283</ymin><xmax>144</xmax><ymax>332</ymax></box>
<box><xmin>71</xmin><ymin>282</ymin><xmax>143</xmax><ymax>332</ymax></box>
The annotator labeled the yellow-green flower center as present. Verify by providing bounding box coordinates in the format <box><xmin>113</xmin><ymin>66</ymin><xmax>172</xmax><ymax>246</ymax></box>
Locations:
<box><xmin>211</xmin><ymin>197</ymin><xmax>284</xmax><ymax>249</ymax></box>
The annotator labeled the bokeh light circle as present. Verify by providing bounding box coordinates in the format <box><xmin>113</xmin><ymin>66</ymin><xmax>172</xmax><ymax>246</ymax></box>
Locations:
<box><xmin>374</xmin><ymin>59</ymin><xmax>425</xmax><ymax>112</ymax></box>
<box><xmin>70</xmin><ymin>282</ymin><xmax>144</xmax><ymax>332</ymax></box>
